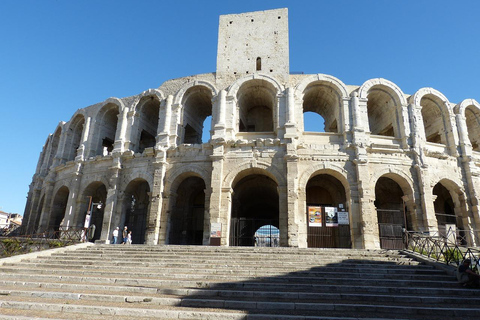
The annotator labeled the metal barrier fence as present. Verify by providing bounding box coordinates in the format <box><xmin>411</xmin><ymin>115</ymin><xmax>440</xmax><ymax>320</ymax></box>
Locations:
<box><xmin>0</xmin><ymin>227</ymin><xmax>84</xmax><ymax>258</ymax></box>
<box><xmin>405</xmin><ymin>228</ymin><xmax>480</xmax><ymax>268</ymax></box>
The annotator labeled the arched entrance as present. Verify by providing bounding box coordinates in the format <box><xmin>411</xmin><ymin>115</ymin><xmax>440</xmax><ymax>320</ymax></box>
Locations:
<box><xmin>306</xmin><ymin>174</ymin><xmax>350</xmax><ymax>248</ymax></box>
<box><xmin>375</xmin><ymin>177</ymin><xmax>407</xmax><ymax>249</ymax></box>
<box><xmin>168</xmin><ymin>176</ymin><xmax>206</xmax><ymax>245</ymax></box>
<box><xmin>78</xmin><ymin>182</ymin><xmax>107</xmax><ymax>242</ymax></box>
<box><xmin>230</xmin><ymin>174</ymin><xmax>279</xmax><ymax>246</ymax></box>
<box><xmin>433</xmin><ymin>182</ymin><xmax>465</xmax><ymax>243</ymax></box>
<box><xmin>122</xmin><ymin>179</ymin><xmax>150</xmax><ymax>244</ymax></box>
<box><xmin>50</xmin><ymin>186</ymin><xmax>69</xmax><ymax>235</ymax></box>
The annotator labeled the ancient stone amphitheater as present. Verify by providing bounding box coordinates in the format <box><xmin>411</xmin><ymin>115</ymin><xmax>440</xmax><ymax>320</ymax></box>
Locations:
<box><xmin>22</xmin><ymin>8</ymin><xmax>480</xmax><ymax>249</ymax></box>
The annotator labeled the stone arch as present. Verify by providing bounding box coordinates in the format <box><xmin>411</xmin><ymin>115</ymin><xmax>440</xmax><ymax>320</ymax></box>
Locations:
<box><xmin>411</xmin><ymin>88</ymin><xmax>453</xmax><ymax>145</ymax></box>
<box><xmin>77</xmin><ymin>181</ymin><xmax>107</xmax><ymax>241</ymax></box>
<box><xmin>176</xmin><ymin>84</ymin><xmax>214</xmax><ymax>144</ymax></box>
<box><xmin>173</xmin><ymin>80</ymin><xmax>217</xmax><ymax>106</ymax></box>
<box><xmin>167</xmin><ymin>172</ymin><xmax>207</xmax><ymax>245</ymax></box>
<box><xmin>301</xmin><ymin>164</ymin><xmax>352</xmax><ymax>248</ymax></box>
<box><xmin>227</xmin><ymin>75</ymin><xmax>284</xmax><ymax>133</ymax></box>
<box><xmin>456</xmin><ymin>99</ymin><xmax>480</xmax><ymax>151</ymax></box>
<box><xmin>296</xmin><ymin>75</ymin><xmax>349</xmax><ymax>133</ymax></box>
<box><xmin>49</xmin><ymin>185</ymin><xmax>70</xmax><ymax>235</ymax></box>
<box><xmin>431</xmin><ymin>178</ymin><xmax>469</xmax><ymax>242</ymax></box>
<box><xmin>121</xmin><ymin>178</ymin><xmax>151</xmax><ymax>244</ymax></box>
<box><xmin>166</xmin><ymin>164</ymin><xmax>210</xmax><ymax>194</ymax></box>
<box><xmin>369</xmin><ymin>167</ymin><xmax>415</xmax><ymax>199</ymax></box>
<box><xmin>131</xmin><ymin>94</ymin><xmax>161</xmax><ymax>153</ymax></box>
<box><xmin>223</xmin><ymin>160</ymin><xmax>286</xmax><ymax>189</ymax></box>
<box><xmin>358</xmin><ymin>78</ymin><xmax>407</xmax><ymax>138</ymax></box>
<box><xmin>299</xmin><ymin>163</ymin><xmax>352</xmax><ymax>193</ymax></box>
<box><xmin>64</xmin><ymin>113</ymin><xmax>86</xmax><ymax>161</ymax></box>
<box><xmin>91</xmin><ymin>102</ymin><xmax>120</xmax><ymax>156</ymax></box>
<box><xmin>132</xmin><ymin>89</ymin><xmax>165</xmax><ymax>111</ymax></box>
<box><xmin>230</xmin><ymin>167</ymin><xmax>280</xmax><ymax>246</ymax></box>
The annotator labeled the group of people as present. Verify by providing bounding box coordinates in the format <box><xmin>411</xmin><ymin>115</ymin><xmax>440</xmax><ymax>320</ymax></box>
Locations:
<box><xmin>111</xmin><ymin>226</ymin><xmax>132</xmax><ymax>244</ymax></box>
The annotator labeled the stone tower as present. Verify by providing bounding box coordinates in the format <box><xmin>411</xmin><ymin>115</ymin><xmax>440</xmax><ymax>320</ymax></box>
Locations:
<box><xmin>216</xmin><ymin>8</ymin><xmax>289</xmax><ymax>82</ymax></box>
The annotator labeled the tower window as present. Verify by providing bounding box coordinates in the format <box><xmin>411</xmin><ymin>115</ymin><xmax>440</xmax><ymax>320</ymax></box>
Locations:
<box><xmin>256</xmin><ymin>57</ymin><xmax>261</xmax><ymax>71</ymax></box>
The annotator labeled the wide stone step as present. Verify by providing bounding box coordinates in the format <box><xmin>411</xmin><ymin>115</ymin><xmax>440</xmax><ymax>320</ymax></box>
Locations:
<box><xmin>1</xmin><ymin>294</ymin><xmax>479</xmax><ymax>319</ymax></box>
<box><xmin>0</xmin><ymin>266</ymin><xmax>452</xmax><ymax>282</ymax></box>
<box><xmin>2</xmin><ymin>287</ymin><xmax>480</xmax><ymax>307</ymax></box>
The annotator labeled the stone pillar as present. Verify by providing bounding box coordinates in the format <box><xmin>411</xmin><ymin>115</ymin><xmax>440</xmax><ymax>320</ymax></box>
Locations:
<box><xmin>212</xmin><ymin>90</ymin><xmax>226</xmax><ymax>140</ymax></box>
<box><xmin>99</xmin><ymin>158</ymin><xmax>122</xmax><ymax>243</ymax></box>
<box><xmin>37</xmin><ymin>177</ymin><xmax>56</xmax><ymax>232</ymax></box>
<box><xmin>145</xmin><ymin>150</ymin><xmax>168</xmax><ymax>245</ymax></box>
<box><xmin>284</xmin><ymin>87</ymin><xmax>297</xmax><ymax>138</ymax></box>
<box><xmin>62</xmin><ymin>171</ymin><xmax>83</xmax><ymax>229</ymax></box>
<box><xmin>113</xmin><ymin>107</ymin><xmax>129</xmax><ymax>153</ymax></box>
<box><xmin>285</xmin><ymin>141</ymin><xmax>302</xmax><ymax>247</ymax></box>
<box><xmin>157</xmin><ymin>95</ymin><xmax>173</xmax><ymax>147</ymax></box>
<box><xmin>355</xmin><ymin>162</ymin><xmax>379</xmax><ymax>249</ymax></box>
<box><xmin>75</xmin><ymin>116</ymin><xmax>91</xmax><ymax>162</ymax></box>
<box><xmin>208</xmin><ymin>143</ymin><xmax>226</xmax><ymax>245</ymax></box>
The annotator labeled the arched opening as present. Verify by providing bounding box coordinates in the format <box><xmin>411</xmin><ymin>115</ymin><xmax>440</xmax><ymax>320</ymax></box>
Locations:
<box><xmin>366</xmin><ymin>88</ymin><xmax>398</xmax><ymax>137</ymax></box>
<box><xmin>122</xmin><ymin>179</ymin><xmax>150</xmax><ymax>244</ymax></box>
<box><xmin>94</xmin><ymin>103</ymin><xmax>119</xmax><ymax>156</ymax></box>
<box><xmin>465</xmin><ymin>105</ymin><xmax>480</xmax><ymax>151</ymax></box>
<box><xmin>433</xmin><ymin>182</ymin><xmax>463</xmax><ymax>238</ymax></box>
<box><xmin>182</xmin><ymin>86</ymin><xmax>213</xmax><ymax>144</ymax></box>
<box><xmin>374</xmin><ymin>177</ymin><xmax>406</xmax><ymax>249</ymax></box>
<box><xmin>50</xmin><ymin>186</ymin><xmax>69</xmax><ymax>234</ymax></box>
<box><xmin>306</xmin><ymin>174</ymin><xmax>350</xmax><ymax>248</ymax></box>
<box><xmin>201</xmin><ymin>115</ymin><xmax>212</xmax><ymax>143</ymax></box>
<box><xmin>230</xmin><ymin>174</ymin><xmax>279</xmax><ymax>246</ymax></box>
<box><xmin>136</xmin><ymin>96</ymin><xmax>160</xmax><ymax>153</ymax></box>
<box><xmin>78</xmin><ymin>182</ymin><xmax>107</xmax><ymax>242</ymax></box>
<box><xmin>303</xmin><ymin>111</ymin><xmax>326</xmax><ymax>132</ymax></box>
<box><xmin>168</xmin><ymin>176</ymin><xmax>206</xmax><ymax>245</ymax></box>
<box><xmin>237</xmin><ymin>80</ymin><xmax>276</xmax><ymax>132</ymax></box>
<box><xmin>302</xmin><ymin>81</ymin><xmax>341</xmax><ymax>133</ymax></box>
<box><xmin>65</xmin><ymin>115</ymin><xmax>85</xmax><ymax>161</ymax></box>
<box><xmin>254</xmin><ymin>225</ymin><xmax>279</xmax><ymax>247</ymax></box>
<box><xmin>45</xmin><ymin>128</ymin><xmax>61</xmax><ymax>170</ymax></box>
<box><xmin>421</xmin><ymin>95</ymin><xmax>448</xmax><ymax>145</ymax></box>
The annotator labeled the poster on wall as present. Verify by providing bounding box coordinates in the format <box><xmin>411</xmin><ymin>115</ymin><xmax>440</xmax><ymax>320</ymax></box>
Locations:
<box><xmin>338</xmin><ymin>211</ymin><xmax>349</xmax><ymax>225</ymax></box>
<box><xmin>210</xmin><ymin>223</ymin><xmax>222</xmax><ymax>238</ymax></box>
<box><xmin>325</xmin><ymin>207</ymin><xmax>338</xmax><ymax>227</ymax></box>
<box><xmin>308</xmin><ymin>206</ymin><xmax>322</xmax><ymax>227</ymax></box>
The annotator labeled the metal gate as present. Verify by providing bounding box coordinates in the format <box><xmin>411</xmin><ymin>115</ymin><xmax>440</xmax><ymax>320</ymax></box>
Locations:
<box><xmin>377</xmin><ymin>209</ymin><xmax>404</xmax><ymax>249</ymax></box>
<box><xmin>230</xmin><ymin>218</ymin><xmax>279</xmax><ymax>247</ymax></box>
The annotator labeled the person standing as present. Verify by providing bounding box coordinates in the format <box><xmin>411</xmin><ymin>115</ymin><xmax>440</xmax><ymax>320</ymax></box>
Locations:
<box><xmin>122</xmin><ymin>226</ymin><xmax>128</xmax><ymax>244</ymax></box>
<box><xmin>127</xmin><ymin>231</ymin><xmax>132</xmax><ymax>245</ymax></box>
<box><xmin>112</xmin><ymin>227</ymin><xmax>119</xmax><ymax>244</ymax></box>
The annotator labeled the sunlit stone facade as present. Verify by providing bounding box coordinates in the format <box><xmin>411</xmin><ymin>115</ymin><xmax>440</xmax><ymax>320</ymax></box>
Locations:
<box><xmin>23</xmin><ymin>8</ymin><xmax>480</xmax><ymax>248</ymax></box>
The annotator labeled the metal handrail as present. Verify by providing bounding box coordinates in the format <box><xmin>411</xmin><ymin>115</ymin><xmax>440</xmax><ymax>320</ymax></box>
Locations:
<box><xmin>0</xmin><ymin>227</ymin><xmax>84</xmax><ymax>258</ymax></box>
<box><xmin>405</xmin><ymin>228</ymin><xmax>480</xmax><ymax>268</ymax></box>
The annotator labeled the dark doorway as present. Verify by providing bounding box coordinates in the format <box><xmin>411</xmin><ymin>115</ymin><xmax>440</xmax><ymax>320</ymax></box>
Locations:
<box><xmin>169</xmin><ymin>176</ymin><xmax>206</xmax><ymax>245</ymax></box>
<box><xmin>375</xmin><ymin>177</ymin><xmax>406</xmax><ymax>249</ymax></box>
<box><xmin>50</xmin><ymin>186</ymin><xmax>69</xmax><ymax>236</ymax></box>
<box><xmin>230</xmin><ymin>174</ymin><xmax>279</xmax><ymax>246</ymax></box>
<box><xmin>123</xmin><ymin>179</ymin><xmax>150</xmax><ymax>244</ymax></box>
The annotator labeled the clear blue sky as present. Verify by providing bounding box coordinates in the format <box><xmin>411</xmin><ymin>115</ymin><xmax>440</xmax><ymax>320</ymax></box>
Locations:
<box><xmin>0</xmin><ymin>0</ymin><xmax>479</xmax><ymax>215</ymax></box>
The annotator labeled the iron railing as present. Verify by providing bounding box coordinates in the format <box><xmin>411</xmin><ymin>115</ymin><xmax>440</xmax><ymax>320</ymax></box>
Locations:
<box><xmin>0</xmin><ymin>227</ymin><xmax>84</xmax><ymax>258</ymax></box>
<box><xmin>405</xmin><ymin>228</ymin><xmax>480</xmax><ymax>268</ymax></box>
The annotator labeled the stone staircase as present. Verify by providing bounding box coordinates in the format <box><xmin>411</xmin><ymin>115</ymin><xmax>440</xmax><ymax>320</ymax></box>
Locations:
<box><xmin>0</xmin><ymin>243</ymin><xmax>479</xmax><ymax>320</ymax></box>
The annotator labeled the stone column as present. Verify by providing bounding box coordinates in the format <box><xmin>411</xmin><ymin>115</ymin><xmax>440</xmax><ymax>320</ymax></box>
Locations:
<box><xmin>208</xmin><ymin>143</ymin><xmax>226</xmax><ymax>245</ymax></box>
<box><xmin>212</xmin><ymin>90</ymin><xmax>226</xmax><ymax>140</ymax></box>
<box><xmin>99</xmin><ymin>158</ymin><xmax>122</xmax><ymax>243</ymax></box>
<box><xmin>37</xmin><ymin>177</ymin><xmax>56</xmax><ymax>232</ymax></box>
<box><xmin>113</xmin><ymin>107</ymin><xmax>129</xmax><ymax>153</ymax></box>
<box><xmin>62</xmin><ymin>171</ymin><xmax>83</xmax><ymax>230</ymax></box>
<box><xmin>284</xmin><ymin>87</ymin><xmax>297</xmax><ymax>138</ymax></box>
<box><xmin>145</xmin><ymin>150</ymin><xmax>168</xmax><ymax>245</ymax></box>
<box><xmin>157</xmin><ymin>95</ymin><xmax>173</xmax><ymax>147</ymax></box>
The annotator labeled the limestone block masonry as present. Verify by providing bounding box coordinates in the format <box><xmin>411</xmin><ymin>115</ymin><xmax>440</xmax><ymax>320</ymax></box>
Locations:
<box><xmin>23</xmin><ymin>8</ymin><xmax>480</xmax><ymax>249</ymax></box>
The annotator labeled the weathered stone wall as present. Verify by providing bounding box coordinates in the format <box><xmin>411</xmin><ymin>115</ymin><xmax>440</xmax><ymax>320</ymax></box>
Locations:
<box><xmin>22</xmin><ymin>8</ymin><xmax>480</xmax><ymax>249</ymax></box>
